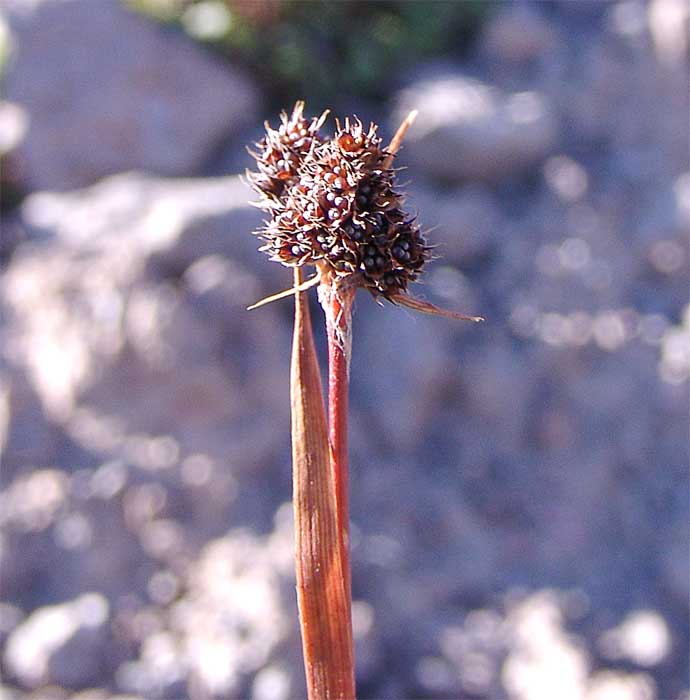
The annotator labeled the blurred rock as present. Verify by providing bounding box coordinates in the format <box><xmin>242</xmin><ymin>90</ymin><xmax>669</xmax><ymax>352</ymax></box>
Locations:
<box><xmin>0</xmin><ymin>370</ymin><xmax>62</xmax><ymax>481</ymax></box>
<box><xmin>4</xmin><ymin>594</ymin><xmax>110</xmax><ymax>689</ymax></box>
<box><xmin>407</xmin><ymin>180</ymin><xmax>501</xmax><ymax>264</ymax></box>
<box><xmin>393</xmin><ymin>73</ymin><xmax>558</xmax><ymax>182</ymax></box>
<box><xmin>3</xmin><ymin>0</ymin><xmax>261</xmax><ymax>191</ymax></box>
<box><xmin>648</xmin><ymin>0</ymin><xmax>690</xmax><ymax>68</ymax></box>
<box><xmin>116</xmin><ymin>524</ymin><xmax>299</xmax><ymax>700</ymax></box>
<box><xmin>0</xmin><ymin>171</ymin><xmax>292</xmax><ymax>621</ymax></box>
<box><xmin>0</xmin><ymin>101</ymin><xmax>28</xmax><ymax>158</ymax></box>
<box><xmin>480</xmin><ymin>5</ymin><xmax>558</xmax><ymax>64</ymax></box>
<box><xmin>0</xmin><ymin>602</ymin><xmax>23</xmax><ymax>650</ymax></box>
<box><xmin>2</xmin><ymin>172</ymin><xmax>277</xmax><ymax>425</ymax></box>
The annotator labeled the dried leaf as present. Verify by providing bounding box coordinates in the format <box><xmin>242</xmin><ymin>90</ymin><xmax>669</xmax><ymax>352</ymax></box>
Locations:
<box><xmin>382</xmin><ymin>109</ymin><xmax>418</xmax><ymax>169</ymax></box>
<box><xmin>246</xmin><ymin>272</ymin><xmax>321</xmax><ymax>310</ymax></box>
<box><xmin>291</xmin><ymin>268</ymin><xmax>355</xmax><ymax>699</ymax></box>
<box><xmin>390</xmin><ymin>292</ymin><xmax>485</xmax><ymax>322</ymax></box>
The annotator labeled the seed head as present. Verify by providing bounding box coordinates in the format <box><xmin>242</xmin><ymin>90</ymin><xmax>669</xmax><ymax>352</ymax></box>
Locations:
<box><xmin>248</xmin><ymin>103</ymin><xmax>431</xmax><ymax>300</ymax></box>
<box><xmin>247</xmin><ymin>101</ymin><xmax>327</xmax><ymax>200</ymax></box>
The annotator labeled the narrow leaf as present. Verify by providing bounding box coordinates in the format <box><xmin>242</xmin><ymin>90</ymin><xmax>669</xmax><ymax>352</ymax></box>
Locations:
<box><xmin>382</xmin><ymin>109</ymin><xmax>418</xmax><ymax>169</ymax></box>
<box><xmin>291</xmin><ymin>268</ymin><xmax>356</xmax><ymax>700</ymax></box>
<box><xmin>390</xmin><ymin>292</ymin><xmax>485</xmax><ymax>322</ymax></box>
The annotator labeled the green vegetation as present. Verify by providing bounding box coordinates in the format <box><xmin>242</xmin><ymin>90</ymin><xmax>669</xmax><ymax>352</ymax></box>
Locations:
<box><xmin>128</xmin><ymin>0</ymin><xmax>490</xmax><ymax>105</ymax></box>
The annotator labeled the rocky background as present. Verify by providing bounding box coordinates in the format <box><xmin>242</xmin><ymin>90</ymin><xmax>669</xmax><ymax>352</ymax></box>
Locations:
<box><xmin>0</xmin><ymin>1</ymin><xmax>688</xmax><ymax>699</ymax></box>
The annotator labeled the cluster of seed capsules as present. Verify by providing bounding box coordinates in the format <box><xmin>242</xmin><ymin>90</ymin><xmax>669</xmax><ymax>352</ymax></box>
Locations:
<box><xmin>247</xmin><ymin>102</ymin><xmax>430</xmax><ymax>300</ymax></box>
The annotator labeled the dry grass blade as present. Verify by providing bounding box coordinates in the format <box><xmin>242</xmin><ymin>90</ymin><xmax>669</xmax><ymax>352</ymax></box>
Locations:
<box><xmin>383</xmin><ymin>109</ymin><xmax>418</xmax><ymax>169</ymax></box>
<box><xmin>390</xmin><ymin>293</ymin><xmax>485</xmax><ymax>322</ymax></box>
<box><xmin>246</xmin><ymin>273</ymin><xmax>320</xmax><ymax>310</ymax></box>
<box><xmin>291</xmin><ymin>268</ymin><xmax>356</xmax><ymax>700</ymax></box>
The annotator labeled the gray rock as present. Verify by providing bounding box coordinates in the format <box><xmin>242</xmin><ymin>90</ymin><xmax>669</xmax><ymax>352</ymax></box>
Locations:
<box><xmin>0</xmin><ymin>101</ymin><xmax>28</xmax><ymax>157</ymax></box>
<box><xmin>116</xmin><ymin>528</ymin><xmax>297</xmax><ymax>699</ymax></box>
<box><xmin>393</xmin><ymin>73</ymin><xmax>558</xmax><ymax>182</ymax></box>
<box><xmin>3</xmin><ymin>593</ymin><xmax>110</xmax><ymax>689</ymax></box>
<box><xmin>480</xmin><ymin>5</ymin><xmax>559</xmax><ymax>64</ymax></box>
<box><xmin>4</xmin><ymin>171</ymin><xmax>287</xmax><ymax>439</ymax></box>
<box><xmin>3</xmin><ymin>0</ymin><xmax>261</xmax><ymax>191</ymax></box>
<box><xmin>0</xmin><ymin>369</ymin><xmax>62</xmax><ymax>481</ymax></box>
<box><xmin>407</xmin><ymin>180</ymin><xmax>501</xmax><ymax>264</ymax></box>
<box><xmin>0</xmin><ymin>602</ymin><xmax>24</xmax><ymax>648</ymax></box>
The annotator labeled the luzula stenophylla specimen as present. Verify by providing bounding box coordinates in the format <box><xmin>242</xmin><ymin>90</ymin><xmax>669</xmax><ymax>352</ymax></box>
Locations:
<box><xmin>248</xmin><ymin>102</ymin><xmax>428</xmax><ymax>300</ymax></box>
<box><xmin>247</xmin><ymin>103</ymin><xmax>483</xmax><ymax>700</ymax></box>
<box><xmin>247</xmin><ymin>102</ymin><xmax>484</xmax><ymax>321</ymax></box>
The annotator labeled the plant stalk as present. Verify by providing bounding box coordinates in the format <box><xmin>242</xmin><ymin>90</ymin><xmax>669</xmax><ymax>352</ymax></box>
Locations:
<box><xmin>292</xmin><ymin>268</ymin><xmax>356</xmax><ymax>700</ymax></box>
<box><xmin>321</xmin><ymin>278</ymin><xmax>356</xmax><ymax>607</ymax></box>
<box><xmin>289</xmin><ymin>110</ymin><xmax>424</xmax><ymax>699</ymax></box>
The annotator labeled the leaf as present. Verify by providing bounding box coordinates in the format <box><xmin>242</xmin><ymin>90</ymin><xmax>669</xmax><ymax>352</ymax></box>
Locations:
<box><xmin>291</xmin><ymin>268</ymin><xmax>355</xmax><ymax>699</ymax></box>
<box><xmin>390</xmin><ymin>292</ymin><xmax>485</xmax><ymax>322</ymax></box>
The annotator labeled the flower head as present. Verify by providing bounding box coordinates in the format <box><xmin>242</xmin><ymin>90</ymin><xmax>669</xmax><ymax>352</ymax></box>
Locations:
<box><xmin>248</xmin><ymin>103</ymin><xmax>430</xmax><ymax>300</ymax></box>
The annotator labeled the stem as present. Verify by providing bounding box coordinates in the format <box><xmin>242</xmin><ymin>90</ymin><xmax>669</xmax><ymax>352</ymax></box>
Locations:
<box><xmin>292</xmin><ymin>269</ymin><xmax>355</xmax><ymax>700</ymax></box>
<box><xmin>317</xmin><ymin>273</ymin><xmax>356</xmax><ymax>692</ymax></box>
<box><xmin>323</xmin><ymin>282</ymin><xmax>356</xmax><ymax>606</ymax></box>
<box><xmin>290</xmin><ymin>110</ymin><xmax>418</xmax><ymax>698</ymax></box>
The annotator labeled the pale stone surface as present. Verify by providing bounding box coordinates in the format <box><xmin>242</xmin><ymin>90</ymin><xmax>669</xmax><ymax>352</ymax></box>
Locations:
<box><xmin>2</xmin><ymin>0</ymin><xmax>261</xmax><ymax>191</ymax></box>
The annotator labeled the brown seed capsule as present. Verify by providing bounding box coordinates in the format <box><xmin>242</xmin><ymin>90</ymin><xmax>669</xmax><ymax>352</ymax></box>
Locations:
<box><xmin>248</xmin><ymin>103</ymin><xmax>431</xmax><ymax>300</ymax></box>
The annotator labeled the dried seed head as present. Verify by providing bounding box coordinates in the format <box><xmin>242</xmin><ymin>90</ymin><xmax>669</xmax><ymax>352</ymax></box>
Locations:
<box><xmin>246</xmin><ymin>101</ymin><xmax>328</xmax><ymax>200</ymax></box>
<box><xmin>248</xmin><ymin>104</ymin><xmax>431</xmax><ymax>300</ymax></box>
